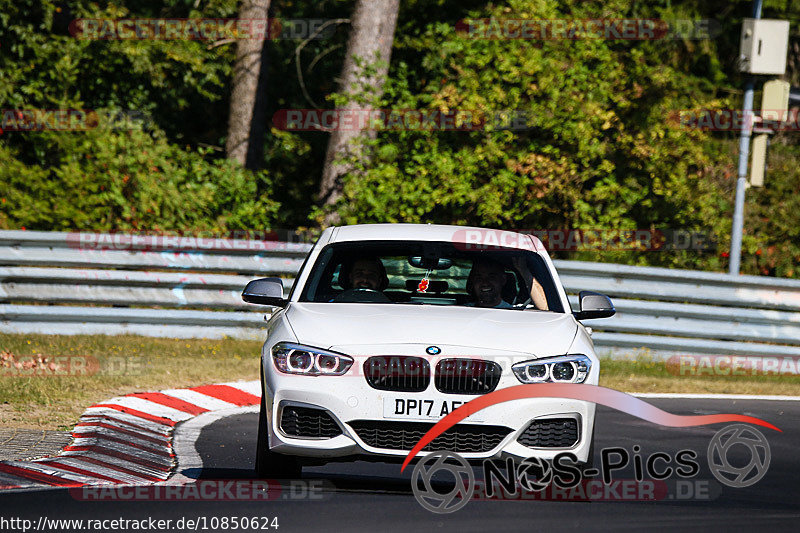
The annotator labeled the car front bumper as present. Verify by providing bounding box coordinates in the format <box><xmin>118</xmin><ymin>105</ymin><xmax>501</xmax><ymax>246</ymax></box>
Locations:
<box><xmin>263</xmin><ymin>366</ymin><xmax>596</xmax><ymax>463</ymax></box>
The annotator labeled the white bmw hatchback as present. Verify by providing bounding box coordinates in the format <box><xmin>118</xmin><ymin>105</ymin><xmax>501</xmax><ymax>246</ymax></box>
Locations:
<box><xmin>242</xmin><ymin>224</ymin><xmax>615</xmax><ymax>477</ymax></box>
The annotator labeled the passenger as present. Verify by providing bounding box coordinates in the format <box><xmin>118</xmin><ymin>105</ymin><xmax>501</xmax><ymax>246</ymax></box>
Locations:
<box><xmin>511</xmin><ymin>256</ymin><xmax>549</xmax><ymax>311</ymax></box>
<box><xmin>467</xmin><ymin>257</ymin><xmax>549</xmax><ymax>310</ymax></box>
<box><xmin>526</xmin><ymin>277</ymin><xmax>549</xmax><ymax>310</ymax></box>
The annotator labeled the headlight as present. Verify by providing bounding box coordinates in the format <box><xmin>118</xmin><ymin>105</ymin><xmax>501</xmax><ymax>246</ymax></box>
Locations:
<box><xmin>271</xmin><ymin>342</ymin><xmax>353</xmax><ymax>376</ymax></box>
<box><xmin>512</xmin><ymin>355</ymin><xmax>592</xmax><ymax>384</ymax></box>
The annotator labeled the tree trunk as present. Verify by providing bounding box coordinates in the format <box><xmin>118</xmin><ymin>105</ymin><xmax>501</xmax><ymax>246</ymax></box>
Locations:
<box><xmin>226</xmin><ymin>0</ymin><xmax>271</xmax><ymax>169</ymax></box>
<box><xmin>318</xmin><ymin>0</ymin><xmax>400</xmax><ymax>224</ymax></box>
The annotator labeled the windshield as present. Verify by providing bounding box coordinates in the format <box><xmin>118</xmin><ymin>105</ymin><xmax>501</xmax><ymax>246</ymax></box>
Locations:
<box><xmin>298</xmin><ymin>240</ymin><xmax>563</xmax><ymax>312</ymax></box>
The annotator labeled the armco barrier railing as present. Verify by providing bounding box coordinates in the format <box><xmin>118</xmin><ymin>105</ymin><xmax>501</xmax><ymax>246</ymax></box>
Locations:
<box><xmin>1</xmin><ymin>230</ymin><xmax>800</xmax><ymax>359</ymax></box>
<box><xmin>0</xmin><ymin>230</ymin><xmax>305</xmax><ymax>339</ymax></box>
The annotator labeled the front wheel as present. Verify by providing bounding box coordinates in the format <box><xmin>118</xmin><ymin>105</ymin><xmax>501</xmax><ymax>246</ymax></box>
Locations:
<box><xmin>255</xmin><ymin>380</ymin><xmax>301</xmax><ymax>479</ymax></box>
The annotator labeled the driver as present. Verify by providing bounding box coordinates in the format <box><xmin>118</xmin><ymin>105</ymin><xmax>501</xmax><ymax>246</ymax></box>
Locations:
<box><xmin>342</xmin><ymin>257</ymin><xmax>389</xmax><ymax>292</ymax></box>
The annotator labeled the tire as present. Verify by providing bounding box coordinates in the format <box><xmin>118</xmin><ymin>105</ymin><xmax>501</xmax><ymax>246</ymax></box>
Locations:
<box><xmin>255</xmin><ymin>376</ymin><xmax>301</xmax><ymax>479</ymax></box>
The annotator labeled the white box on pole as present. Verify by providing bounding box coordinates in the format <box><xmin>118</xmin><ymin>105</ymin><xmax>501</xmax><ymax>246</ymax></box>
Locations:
<box><xmin>739</xmin><ymin>19</ymin><xmax>790</xmax><ymax>74</ymax></box>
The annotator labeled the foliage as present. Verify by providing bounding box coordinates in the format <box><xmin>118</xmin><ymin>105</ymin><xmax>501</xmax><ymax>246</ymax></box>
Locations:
<box><xmin>0</xmin><ymin>124</ymin><xmax>279</xmax><ymax>231</ymax></box>
<box><xmin>325</xmin><ymin>0</ymin><xmax>799</xmax><ymax>273</ymax></box>
<box><xmin>0</xmin><ymin>0</ymin><xmax>279</xmax><ymax>232</ymax></box>
<box><xmin>744</xmin><ymin>139</ymin><xmax>800</xmax><ymax>277</ymax></box>
<box><xmin>1</xmin><ymin>0</ymin><xmax>799</xmax><ymax>276</ymax></box>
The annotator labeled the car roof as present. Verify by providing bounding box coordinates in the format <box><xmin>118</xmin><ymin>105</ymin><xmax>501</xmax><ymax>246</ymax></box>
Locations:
<box><xmin>329</xmin><ymin>223</ymin><xmax>545</xmax><ymax>252</ymax></box>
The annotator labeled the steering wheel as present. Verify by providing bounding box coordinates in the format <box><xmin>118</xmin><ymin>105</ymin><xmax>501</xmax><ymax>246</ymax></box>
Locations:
<box><xmin>332</xmin><ymin>288</ymin><xmax>392</xmax><ymax>303</ymax></box>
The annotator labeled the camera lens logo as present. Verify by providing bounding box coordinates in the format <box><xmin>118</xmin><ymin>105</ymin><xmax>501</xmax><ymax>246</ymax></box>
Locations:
<box><xmin>411</xmin><ymin>451</ymin><xmax>474</xmax><ymax>514</ymax></box>
<box><xmin>707</xmin><ymin>424</ymin><xmax>770</xmax><ymax>488</ymax></box>
<box><xmin>516</xmin><ymin>457</ymin><xmax>554</xmax><ymax>492</ymax></box>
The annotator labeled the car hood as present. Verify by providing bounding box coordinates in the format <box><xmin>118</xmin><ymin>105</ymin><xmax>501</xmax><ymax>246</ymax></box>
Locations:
<box><xmin>285</xmin><ymin>303</ymin><xmax>578</xmax><ymax>356</ymax></box>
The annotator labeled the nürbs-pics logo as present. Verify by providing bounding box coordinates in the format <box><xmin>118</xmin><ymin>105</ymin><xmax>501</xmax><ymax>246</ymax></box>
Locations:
<box><xmin>402</xmin><ymin>384</ymin><xmax>778</xmax><ymax>513</ymax></box>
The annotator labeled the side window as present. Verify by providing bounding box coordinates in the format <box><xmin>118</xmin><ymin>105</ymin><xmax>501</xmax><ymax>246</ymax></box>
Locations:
<box><xmin>527</xmin><ymin>255</ymin><xmax>564</xmax><ymax>313</ymax></box>
<box><xmin>299</xmin><ymin>246</ymin><xmax>336</xmax><ymax>301</ymax></box>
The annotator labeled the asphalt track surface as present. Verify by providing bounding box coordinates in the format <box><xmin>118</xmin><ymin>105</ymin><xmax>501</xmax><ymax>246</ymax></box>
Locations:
<box><xmin>1</xmin><ymin>398</ymin><xmax>798</xmax><ymax>532</ymax></box>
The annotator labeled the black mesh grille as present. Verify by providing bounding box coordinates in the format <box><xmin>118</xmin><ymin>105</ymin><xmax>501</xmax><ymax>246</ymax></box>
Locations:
<box><xmin>349</xmin><ymin>420</ymin><xmax>511</xmax><ymax>453</ymax></box>
<box><xmin>364</xmin><ymin>356</ymin><xmax>431</xmax><ymax>392</ymax></box>
<box><xmin>434</xmin><ymin>359</ymin><xmax>502</xmax><ymax>395</ymax></box>
<box><xmin>517</xmin><ymin>418</ymin><xmax>579</xmax><ymax>448</ymax></box>
<box><xmin>280</xmin><ymin>406</ymin><xmax>342</xmax><ymax>438</ymax></box>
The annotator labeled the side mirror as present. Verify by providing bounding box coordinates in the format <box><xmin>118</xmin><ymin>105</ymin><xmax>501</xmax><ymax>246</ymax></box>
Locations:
<box><xmin>573</xmin><ymin>291</ymin><xmax>615</xmax><ymax>320</ymax></box>
<box><xmin>242</xmin><ymin>277</ymin><xmax>287</xmax><ymax>307</ymax></box>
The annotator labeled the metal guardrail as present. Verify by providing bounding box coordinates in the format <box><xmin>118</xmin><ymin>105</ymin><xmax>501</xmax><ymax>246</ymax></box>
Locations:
<box><xmin>557</xmin><ymin>264</ymin><xmax>800</xmax><ymax>358</ymax></box>
<box><xmin>0</xmin><ymin>230</ymin><xmax>301</xmax><ymax>340</ymax></box>
<box><xmin>1</xmin><ymin>230</ymin><xmax>800</xmax><ymax>359</ymax></box>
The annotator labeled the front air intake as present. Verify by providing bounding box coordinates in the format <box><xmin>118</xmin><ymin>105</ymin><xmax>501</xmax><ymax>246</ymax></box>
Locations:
<box><xmin>349</xmin><ymin>420</ymin><xmax>512</xmax><ymax>453</ymax></box>
<box><xmin>434</xmin><ymin>358</ymin><xmax>502</xmax><ymax>395</ymax></box>
<box><xmin>517</xmin><ymin>418</ymin><xmax>579</xmax><ymax>448</ymax></box>
<box><xmin>364</xmin><ymin>356</ymin><xmax>431</xmax><ymax>392</ymax></box>
<box><xmin>280</xmin><ymin>406</ymin><xmax>342</xmax><ymax>439</ymax></box>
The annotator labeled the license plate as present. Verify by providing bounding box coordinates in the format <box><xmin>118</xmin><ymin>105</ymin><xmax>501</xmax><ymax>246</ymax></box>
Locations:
<box><xmin>383</xmin><ymin>397</ymin><xmax>482</xmax><ymax>421</ymax></box>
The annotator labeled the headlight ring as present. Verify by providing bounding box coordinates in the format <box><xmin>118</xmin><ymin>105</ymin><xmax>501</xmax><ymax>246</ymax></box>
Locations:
<box><xmin>272</xmin><ymin>342</ymin><xmax>353</xmax><ymax>376</ymax></box>
<box><xmin>512</xmin><ymin>354</ymin><xmax>591</xmax><ymax>384</ymax></box>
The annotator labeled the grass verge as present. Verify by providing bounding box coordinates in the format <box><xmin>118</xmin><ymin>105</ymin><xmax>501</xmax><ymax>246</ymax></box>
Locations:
<box><xmin>600</xmin><ymin>356</ymin><xmax>800</xmax><ymax>396</ymax></box>
<box><xmin>1</xmin><ymin>334</ymin><xmax>799</xmax><ymax>431</ymax></box>
<box><xmin>1</xmin><ymin>333</ymin><xmax>260</xmax><ymax>430</ymax></box>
